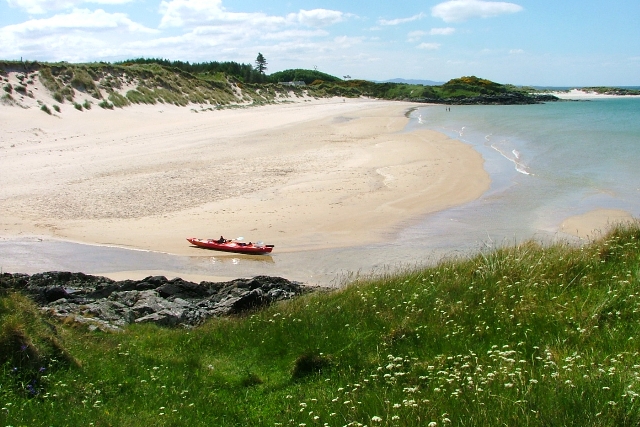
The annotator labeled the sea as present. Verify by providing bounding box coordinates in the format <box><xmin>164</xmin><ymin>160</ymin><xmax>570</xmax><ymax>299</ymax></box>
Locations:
<box><xmin>2</xmin><ymin>97</ymin><xmax>639</xmax><ymax>286</ymax></box>
<box><xmin>401</xmin><ymin>96</ymin><xmax>640</xmax><ymax>251</ymax></box>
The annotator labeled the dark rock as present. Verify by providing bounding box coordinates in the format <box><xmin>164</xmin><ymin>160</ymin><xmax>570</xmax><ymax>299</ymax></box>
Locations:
<box><xmin>43</xmin><ymin>286</ymin><xmax>68</xmax><ymax>303</ymax></box>
<box><xmin>156</xmin><ymin>280</ymin><xmax>210</xmax><ymax>299</ymax></box>
<box><xmin>1</xmin><ymin>272</ymin><xmax>312</xmax><ymax>330</ymax></box>
<box><xmin>135</xmin><ymin>311</ymin><xmax>182</xmax><ymax>327</ymax></box>
<box><xmin>409</xmin><ymin>92</ymin><xmax>560</xmax><ymax>105</ymax></box>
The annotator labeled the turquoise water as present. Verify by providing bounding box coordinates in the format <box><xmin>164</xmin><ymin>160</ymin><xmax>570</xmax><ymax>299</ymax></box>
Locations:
<box><xmin>401</xmin><ymin>98</ymin><xmax>640</xmax><ymax>250</ymax></box>
<box><xmin>2</xmin><ymin>99</ymin><xmax>639</xmax><ymax>285</ymax></box>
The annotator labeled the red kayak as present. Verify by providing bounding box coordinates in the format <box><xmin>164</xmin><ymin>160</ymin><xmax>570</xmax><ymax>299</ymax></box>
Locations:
<box><xmin>187</xmin><ymin>237</ymin><xmax>274</xmax><ymax>255</ymax></box>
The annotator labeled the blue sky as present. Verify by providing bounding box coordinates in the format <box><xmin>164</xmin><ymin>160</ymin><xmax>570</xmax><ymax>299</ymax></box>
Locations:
<box><xmin>1</xmin><ymin>0</ymin><xmax>638</xmax><ymax>86</ymax></box>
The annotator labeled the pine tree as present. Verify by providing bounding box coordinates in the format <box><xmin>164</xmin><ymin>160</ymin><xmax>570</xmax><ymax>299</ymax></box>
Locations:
<box><xmin>254</xmin><ymin>53</ymin><xmax>268</xmax><ymax>74</ymax></box>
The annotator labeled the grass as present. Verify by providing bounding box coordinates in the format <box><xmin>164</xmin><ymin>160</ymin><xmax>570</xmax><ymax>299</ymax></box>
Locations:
<box><xmin>69</xmin><ymin>68</ymin><xmax>101</xmax><ymax>99</ymax></box>
<box><xmin>2</xmin><ymin>61</ymin><xmax>544</xmax><ymax>112</ymax></box>
<box><xmin>1</xmin><ymin>222</ymin><xmax>640</xmax><ymax>426</ymax></box>
<box><xmin>98</xmin><ymin>100</ymin><xmax>113</xmax><ymax>109</ymax></box>
<box><xmin>108</xmin><ymin>91</ymin><xmax>130</xmax><ymax>108</ymax></box>
<box><xmin>0</xmin><ymin>93</ymin><xmax>14</xmax><ymax>105</ymax></box>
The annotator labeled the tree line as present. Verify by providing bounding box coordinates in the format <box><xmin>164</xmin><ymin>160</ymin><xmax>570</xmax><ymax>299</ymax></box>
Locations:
<box><xmin>115</xmin><ymin>54</ymin><xmax>343</xmax><ymax>85</ymax></box>
<box><xmin>114</xmin><ymin>57</ymin><xmax>268</xmax><ymax>83</ymax></box>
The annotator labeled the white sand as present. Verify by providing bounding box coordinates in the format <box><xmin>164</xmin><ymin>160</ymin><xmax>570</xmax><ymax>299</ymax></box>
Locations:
<box><xmin>560</xmin><ymin>209</ymin><xmax>636</xmax><ymax>239</ymax></box>
<box><xmin>551</xmin><ymin>89</ymin><xmax>640</xmax><ymax>100</ymax></box>
<box><xmin>1</xmin><ymin>95</ymin><xmax>490</xmax><ymax>256</ymax></box>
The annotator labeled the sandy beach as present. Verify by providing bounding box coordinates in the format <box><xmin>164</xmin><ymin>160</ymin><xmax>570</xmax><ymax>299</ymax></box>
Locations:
<box><xmin>560</xmin><ymin>209</ymin><xmax>635</xmax><ymax>239</ymax></box>
<box><xmin>551</xmin><ymin>89</ymin><xmax>640</xmax><ymax>100</ymax></box>
<box><xmin>1</xmin><ymin>96</ymin><xmax>491</xmax><ymax>259</ymax></box>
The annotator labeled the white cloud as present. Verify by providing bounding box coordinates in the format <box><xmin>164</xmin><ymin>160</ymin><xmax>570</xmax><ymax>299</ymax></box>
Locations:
<box><xmin>408</xmin><ymin>28</ymin><xmax>454</xmax><ymax>43</ymax></box>
<box><xmin>407</xmin><ymin>30</ymin><xmax>427</xmax><ymax>42</ymax></box>
<box><xmin>261</xmin><ymin>29</ymin><xmax>329</xmax><ymax>41</ymax></box>
<box><xmin>432</xmin><ymin>0</ymin><xmax>523</xmax><ymax>23</ymax></box>
<box><xmin>292</xmin><ymin>9</ymin><xmax>345</xmax><ymax>27</ymax></box>
<box><xmin>378</xmin><ymin>13</ymin><xmax>425</xmax><ymax>26</ymax></box>
<box><xmin>430</xmin><ymin>27</ymin><xmax>456</xmax><ymax>35</ymax></box>
<box><xmin>332</xmin><ymin>35</ymin><xmax>365</xmax><ymax>48</ymax></box>
<box><xmin>159</xmin><ymin>0</ymin><xmax>345</xmax><ymax>30</ymax></box>
<box><xmin>6</xmin><ymin>0</ymin><xmax>133</xmax><ymax>14</ymax></box>
<box><xmin>509</xmin><ymin>49</ymin><xmax>524</xmax><ymax>54</ymax></box>
<box><xmin>417</xmin><ymin>42</ymin><xmax>441</xmax><ymax>50</ymax></box>
<box><xmin>2</xmin><ymin>8</ymin><xmax>157</xmax><ymax>33</ymax></box>
<box><xmin>408</xmin><ymin>30</ymin><xmax>427</xmax><ymax>38</ymax></box>
<box><xmin>74</xmin><ymin>5</ymin><xmax>349</xmax><ymax>64</ymax></box>
<box><xmin>0</xmin><ymin>8</ymin><xmax>158</xmax><ymax>61</ymax></box>
<box><xmin>159</xmin><ymin>0</ymin><xmax>256</xmax><ymax>28</ymax></box>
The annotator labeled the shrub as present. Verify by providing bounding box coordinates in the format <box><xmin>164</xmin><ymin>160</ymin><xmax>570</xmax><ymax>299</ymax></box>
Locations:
<box><xmin>108</xmin><ymin>91</ymin><xmax>130</xmax><ymax>108</ymax></box>
<box><xmin>126</xmin><ymin>89</ymin><xmax>156</xmax><ymax>104</ymax></box>
<box><xmin>73</xmin><ymin>102</ymin><xmax>83</xmax><ymax>111</ymax></box>
<box><xmin>40</xmin><ymin>104</ymin><xmax>52</xmax><ymax>115</ymax></box>
<box><xmin>1</xmin><ymin>93</ymin><xmax>14</xmax><ymax>105</ymax></box>
<box><xmin>38</xmin><ymin>67</ymin><xmax>63</xmax><ymax>93</ymax></box>
<box><xmin>3</xmin><ymin>83</ymin><xmax>12</xmax><ymax>93</ymax></box>
<box><xmin>83</xmin><ymin>100</ymin><xmax>91</xmax><ymax>110</ymax></box>
<box><xmin>53</xmin><ymin>105</ymin><xmax>60</xmax><ymax>113</ymax></box>
<box><xmin>70</xmin><ymin>68</ymin><xmax>101</xmax><ymax>99</ymax></box>
<box><xmin>98</xmin><ymin>100</ymin><xmax>113</xmax><ymax>109</ymax></box>
<box><xmin>52</xmin><ymin>91</ymin><xmax>64</xmax><ymax>103</ymax></box>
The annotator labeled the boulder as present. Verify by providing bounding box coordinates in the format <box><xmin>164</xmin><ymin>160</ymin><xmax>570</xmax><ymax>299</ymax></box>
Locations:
<box><xmin>0</xmin><ymin>272</ymin><xmax>312</xmax><ymax>330</ymax></box>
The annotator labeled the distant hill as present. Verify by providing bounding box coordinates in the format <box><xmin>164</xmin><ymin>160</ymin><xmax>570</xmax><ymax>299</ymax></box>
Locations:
<box><xmin>0</xmin><ymin>60</ymin><xmax>557</xmax><ymax>111</ymax></box>
<box><xmin>378</xmin><ymin>78</ymin><xmax>444</xmax><ymax>86</ymax></box>
<box><xmin>268</xmin><ymin>69</ymin><xmax>342</xmax><ymax>85</ymax></box>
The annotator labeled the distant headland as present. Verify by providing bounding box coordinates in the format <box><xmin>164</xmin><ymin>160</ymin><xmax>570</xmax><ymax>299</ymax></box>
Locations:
<box><xmin>1</xmin><ymin>58</ymin><xmax>567</xmax><ymax>111</ymax></box>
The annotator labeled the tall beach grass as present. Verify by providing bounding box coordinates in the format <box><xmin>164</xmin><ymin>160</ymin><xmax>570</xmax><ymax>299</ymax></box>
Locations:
<box><xmin>1</xmin><ymin>222</ymin><xmax>639</xmax><ymax>426</ymax></box>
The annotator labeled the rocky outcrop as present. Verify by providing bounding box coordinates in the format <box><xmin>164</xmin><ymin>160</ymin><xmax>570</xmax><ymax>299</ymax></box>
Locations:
<box><xmin>410</xmin><ymin>93</ymin><xmax>559</xmax><ymax>105</ymax></box>
<box><xmin>0</xmin><ymin>272</ymin><xmax>312</xmax><ymax>331</ymax></box>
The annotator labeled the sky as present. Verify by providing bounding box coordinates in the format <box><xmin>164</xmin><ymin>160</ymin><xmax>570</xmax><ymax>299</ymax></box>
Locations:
<box><xmin>1</xmin><ymin>0</ymin><xmax>639</xmax><ymax>86</ymax></box>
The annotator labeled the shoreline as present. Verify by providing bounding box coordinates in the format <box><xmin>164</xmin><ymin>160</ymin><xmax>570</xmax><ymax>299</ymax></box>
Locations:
<box><xmin>3</xmin><ymin>97</ymin><xmax>635</xmax><ymax>285</ymax></box>
<box><xmin>1</xmin><ymin>97</ymin><xmax>490</xmax><ymax>260</ymax></box>
<box><xmin>550</xmin><ymin>89</ymin><xmax>640</xmax><ymax>99</ymax></box>
<box><xmin>559</xmin><ymin>209</ymin><xmax>636</xmax><ymax>239</ymax></box>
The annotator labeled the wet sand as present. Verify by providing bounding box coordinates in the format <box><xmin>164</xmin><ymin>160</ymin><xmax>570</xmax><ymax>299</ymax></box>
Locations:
<box><xmin>560</xmin><ymin>209</ymin><xmax>635</xmax><ymax>239</ymax></box>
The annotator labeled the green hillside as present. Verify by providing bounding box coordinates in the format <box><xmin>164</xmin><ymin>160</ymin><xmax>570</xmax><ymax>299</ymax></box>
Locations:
<box><xmin>1</xmin><ymin>59</ymin><xmax>558</xmax><ymax>111</ymax></box>
<box><xmin>0</xmin><ymin>60</ymin><xmax>310</xmax><ymax>111</ymax></box>
<box><xmin>269</xmin><ymin>68</ymin><xmax>342</xmax><ymax>84</ymax></box>
<box><xmin>2</xmin><ymin>221</ymin><xmax>639</xmax><ymax>426</ymax></box>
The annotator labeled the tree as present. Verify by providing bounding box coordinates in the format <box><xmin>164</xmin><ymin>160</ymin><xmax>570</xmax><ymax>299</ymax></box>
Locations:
<box><xmin>254</xmin><ymin>53</ymin><xmax>267</xmax><ymax>74</ymax></box>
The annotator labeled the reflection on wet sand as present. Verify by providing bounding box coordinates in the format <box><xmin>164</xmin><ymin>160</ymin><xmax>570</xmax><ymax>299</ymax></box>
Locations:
<box><xmin>204</xmin><ymin>254</ymin><xmax>275</xmax><ymax>264</ymax></box>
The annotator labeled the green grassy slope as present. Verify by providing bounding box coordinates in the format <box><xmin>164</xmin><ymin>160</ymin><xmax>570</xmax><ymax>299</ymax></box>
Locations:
<box><xmin>1</xmin><ymin>60</ymin><xmax>557</xmax><ymax>110</ymax></box>
<box><xmin>2</xmin><ymin>222</ymin><xmax>639</xmax><ymax>426</ymax></box>
<box><xmin>0</xmin><ymin>60</ymin><xmax>310</xmax><ymax>110</ymax></box>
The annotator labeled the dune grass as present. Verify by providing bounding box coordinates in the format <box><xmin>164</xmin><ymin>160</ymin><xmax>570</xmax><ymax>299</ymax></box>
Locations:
<box><xmin>108</xmin><ymin>91</ymin><xmax>130</xmax><ymax>108</ymax></box>
<box><xmin>1</xmin><ymin>222</ymin><xmax>640</xmax><ymax>426</ymax></box>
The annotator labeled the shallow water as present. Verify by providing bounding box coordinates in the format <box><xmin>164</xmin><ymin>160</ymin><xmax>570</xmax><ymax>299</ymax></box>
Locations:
<box><xmin>403</xmin><ymin>98</ymin><xmax>640</xmax><ymax>251</ymax></box>
<box><xmin>3</xmin><ymin>98</ymin><xmax>639</xmax><ymax>286</ymax></box>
